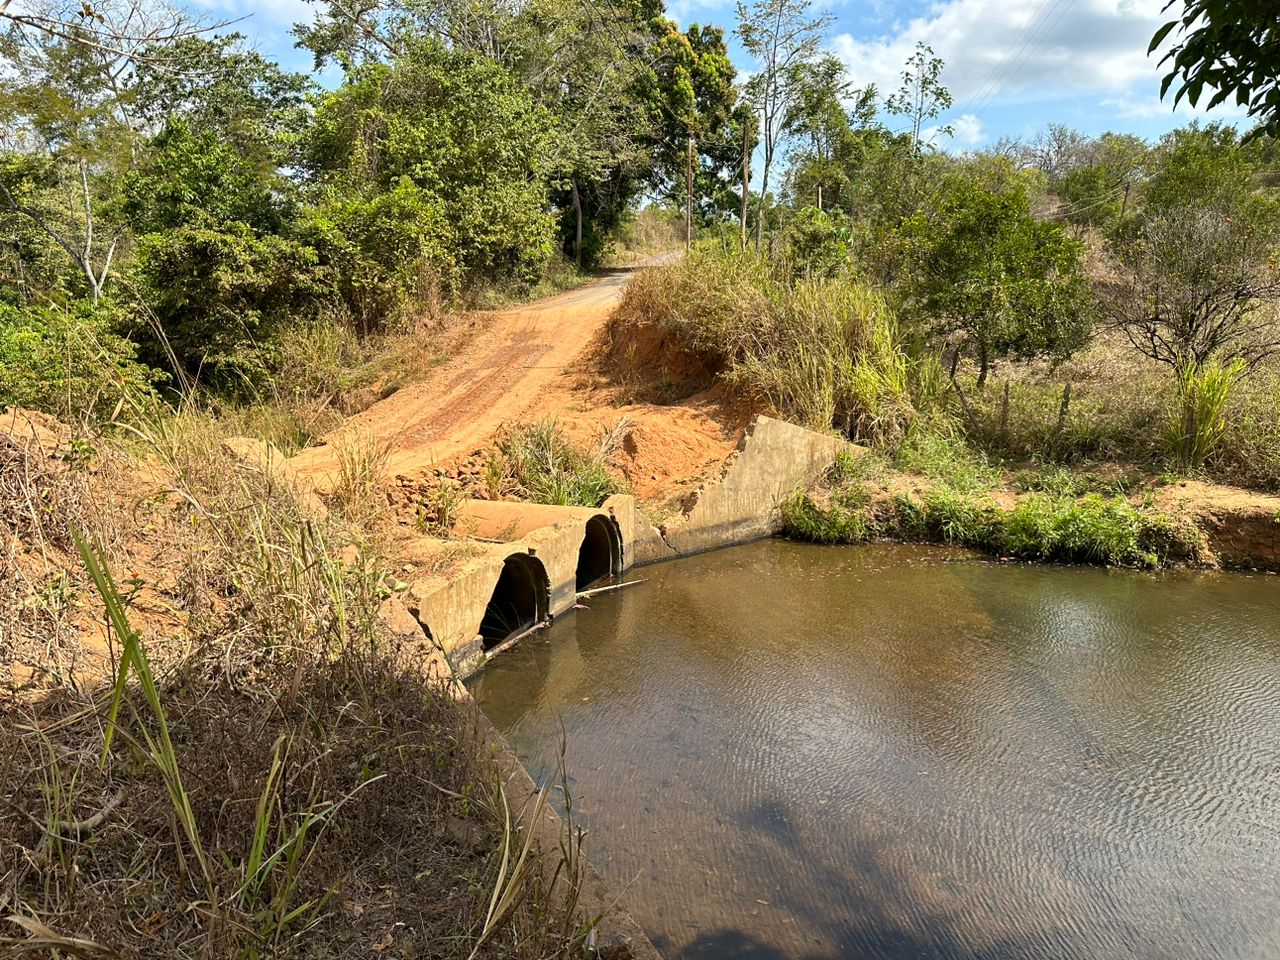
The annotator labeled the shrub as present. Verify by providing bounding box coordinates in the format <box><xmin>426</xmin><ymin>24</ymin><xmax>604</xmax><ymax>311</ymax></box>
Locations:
<box><xmin>0</xmin><ymin>300</ymin><xmax>161</xmax><ymax>422</ymax></box>
<box><xmin>1002</xmin><ymin>494</ymin><xmax>1159</xmax><ymax>566</ymax></box>
<box><xmin>302</xmin><ymin>182</ymin><xmax>454</xmax><ymax>333</ymax></box>
<box><xmin>303</xmin><ymin>40</ymin><xmax>557</xmax><ymax>298</ymax></box>
<box><xmin>499</xmin><ymin>420</ymin><xmax>625</xmax><ymax>508</ymax></box>
<box><xmin>783</xmin><ymin>451</ymin><xmax>1191</xmax><ymax>569</ymax></box>
<box><xmin>132</xmin><ymin>223</ymin><xmax>320</xmax><ymax>391</ymax></box>
<box><xmin>614</xmin><ymin>248</ymin><xmax>927</xmax><ymax>441</ymax></box>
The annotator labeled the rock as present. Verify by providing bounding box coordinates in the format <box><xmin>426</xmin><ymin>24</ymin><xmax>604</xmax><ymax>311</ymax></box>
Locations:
<box><xmin>592</xmin><ymin>931</ymin><xmax>633</xmax><ymax>960</ymax></box>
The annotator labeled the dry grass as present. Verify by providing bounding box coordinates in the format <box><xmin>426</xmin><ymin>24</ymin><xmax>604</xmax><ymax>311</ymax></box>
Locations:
<box><xmin>612</xmin><ymin>249</ymin><xmax>936</xmax><ymax>442</ymax></box>
<box><xmin>0</xmin><ymin>404</ymin><xmax>599</xmax><ymax>960</ymax></box>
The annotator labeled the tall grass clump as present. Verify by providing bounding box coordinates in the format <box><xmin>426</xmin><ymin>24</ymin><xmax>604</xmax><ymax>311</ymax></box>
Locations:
<box><xmin>1212</xmin><ymin>366</ymin><xmax>1280</xmax><ymax>490</ymax></box>
<box><xmin>1165</xmin><ymin>359</ymin><xmax>1244</xmax><ymax>469</ymax></box>
<box><xmin>498</xmin><ymin>419</ymin><xmax>625</xmax><ymax>507</ymax></box>
<box><xmin>614</xmin><ymin>248</ymin><xmax>939</xmax><ymax>442</ymax></box>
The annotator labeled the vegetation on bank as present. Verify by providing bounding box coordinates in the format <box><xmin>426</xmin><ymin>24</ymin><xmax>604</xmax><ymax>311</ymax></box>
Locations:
<box><xmin>1</xmin><ymin>407</ymin><xmax>598</xmax><ymax>958</ymax></box>
<box><xmin>780</xmin><ymin>450</ymin><xmax>1202</xmax><ymax>569</ymax></box>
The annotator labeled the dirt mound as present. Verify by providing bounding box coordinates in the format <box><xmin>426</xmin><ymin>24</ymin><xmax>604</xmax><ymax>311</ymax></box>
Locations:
<box><xmin>594</xmin><ymin>309</ymin><xmax>720</xmax><ymax>404</ymax></box>
<box><xmin>1155</xmin><ymin>480</ymin><xmax>1280</xmax><ymax>569</ymax></box>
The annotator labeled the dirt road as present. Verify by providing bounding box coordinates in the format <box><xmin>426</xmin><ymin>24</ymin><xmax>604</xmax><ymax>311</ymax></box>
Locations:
<box><xmin>288</xmin><ymin>261</ymin><xmax>739</xmax><ymax>496</ymax></box>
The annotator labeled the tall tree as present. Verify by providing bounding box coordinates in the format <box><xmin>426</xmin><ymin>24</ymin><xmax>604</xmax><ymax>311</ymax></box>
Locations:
<box><xmin>886</xmin><ymin>41</ymin><xmax>951</xmax><ymax>154</ymax></box>
<box><xmin>901</xmin><ymin>166</ymin><xmax>1093</xmax><ymax>386</ymax></box>
<box><xmin>735</xmin><ymin>0</ymin><xmax>832</xmax><ymax>246</ymax></box>
<box><xmin>637</xmin><ymin>19</ymin><xmax>737</xmax><ymax>250</ymax></box>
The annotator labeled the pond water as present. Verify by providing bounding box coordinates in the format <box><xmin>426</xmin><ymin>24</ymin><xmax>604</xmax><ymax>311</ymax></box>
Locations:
<box><xmin>469</xmin><ymin>541</ymin><xmax>1280</xmax><ymax>960</ymax></box>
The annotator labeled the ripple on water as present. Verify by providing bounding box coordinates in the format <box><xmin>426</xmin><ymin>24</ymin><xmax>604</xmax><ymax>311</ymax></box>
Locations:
<box><xmin>470</xmin><ymin>542</ymin><xmax>1280</xmax><ymax>960</ymax></box>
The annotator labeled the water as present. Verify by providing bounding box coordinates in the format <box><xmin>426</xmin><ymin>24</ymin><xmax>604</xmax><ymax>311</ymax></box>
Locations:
<box><xmin>469</xmin><ymin>541</ymin><xmax>1280</xmax><ymax>960</ymax></box>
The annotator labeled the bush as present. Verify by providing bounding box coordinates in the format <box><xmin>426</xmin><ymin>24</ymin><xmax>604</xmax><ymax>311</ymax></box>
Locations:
<box><xmin>304</xmin><ymin>40</ymin><xmax>557</xmax><ymax>299</ymax></box>
<box><xmin>782</xmin><ymin>446</ymin><xmax>1192</xmax><ymax>568</ymax></box>
<box><xmin>614</xmin><ymin>248</ymin><xmax>934</xmax><ymax>441</ymax></box>
<box><xmin>0</xmin><ymin>300</ymin><xmax>162</xmax><ymax>421</ymax></box>
<box><xmin>498</xmin><ymin>420</ymin><xmax>625</xmax><ymax>507</ymax></box>
<box><xmin>302</xmin><ymin>182</ymin><xmax>454</xmax><ymax>333</ymax></box>
<box><xmin>132</xmin><ymin>224</ymin><xmax>320</xmax><ymax>391</ymax></box>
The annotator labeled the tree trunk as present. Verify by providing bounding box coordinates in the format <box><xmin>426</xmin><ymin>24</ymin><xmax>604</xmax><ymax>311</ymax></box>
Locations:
<box><xmin>816</xmin><ymin>184</ymin><xmax>822</xmax><ymax>210</ymax></box>
<box><xmin>740</xmin><ymin>119</ymin><xmax>750</xmax><ymax>251</ymax></box>
<box><xmin>571</xmin><ymin>180</ymin><xmax>583</xmax><ymax>271</ymax></box>
<box><xmin>685</xmin><ymin>133</ymin><xmax>694</xmax><ymax>254</ymax></box>
<box><xmin>976</xmin><ymin>344</ymin><xmax>990</xmax><ymax>388</ymax></box>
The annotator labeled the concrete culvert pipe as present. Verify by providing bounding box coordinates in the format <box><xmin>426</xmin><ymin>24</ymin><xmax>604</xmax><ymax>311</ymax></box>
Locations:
<box><xmin>479</xmin><ymin>553</ymin><xmax>550</xmax><ymax>649</ymax></box>
<box><xmin>576</xmin><ymin>514</ymin><xmax>622</xmax><ymax>591</ymax></box>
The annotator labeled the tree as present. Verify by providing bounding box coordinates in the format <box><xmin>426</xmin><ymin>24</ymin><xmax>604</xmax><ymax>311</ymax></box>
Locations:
<box><xmin>1152</xmin><ymin>0</ymin><xmax>1280</xmax><ymax>138</ymax></box>
<box><xmin>1107</xmin><ymin>203</ymin><xmax>1280</xmax><ymax>371</ymax></box>
<box><xmin>886</xmin><ymin>41</ymin><xmax>951</xmax><ymax>154</ymax></box>
<box><xmin>782</xmin><ymin>55</ymin><xmax>862</xmax><ymax>210</ymax></box>
<box><xmin>637</xmin><ymin>19</ymin><xmax>737</xmax><ymax>250</ymax></box>
<box><xmin>126</xmin><ymin>34</ymin><xmax>313</xmax><ymax>168</ymax></box>
<box><xmin>122</xmin><ymin>120</ymin><xmax>317</xmax><ymax>385</ymax></box>
<box><xmin>902</xmin><ymin>167</ymin><xmax>1093</xmax><ymax>385</ymax></box>
<box><xmin>735</xmin><ymin>0</ymin><xmax>832</xmax><ymax>246</ymax></box>
<box><xmin>1057</xmin><ymin>133</ymin><xmax>1148</xmax><ymax>229</ymax></box>
<box><xmin>303</xmin><ymin>40</ymin><xmax>559</xmax><ymax>302</ymax></box>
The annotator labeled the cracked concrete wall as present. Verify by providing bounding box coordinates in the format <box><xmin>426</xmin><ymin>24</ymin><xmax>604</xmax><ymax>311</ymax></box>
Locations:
<box><xmin>630</xmin><ymin>415</ymin><xmax>851</xmax><ymax>564</ymax></box>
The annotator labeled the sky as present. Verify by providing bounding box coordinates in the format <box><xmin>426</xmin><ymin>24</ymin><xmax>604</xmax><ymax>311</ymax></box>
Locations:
<box><xmin>185</xmin><ymin>0</ymin><xmax>1248</xmax><ymax>150</ymax></box>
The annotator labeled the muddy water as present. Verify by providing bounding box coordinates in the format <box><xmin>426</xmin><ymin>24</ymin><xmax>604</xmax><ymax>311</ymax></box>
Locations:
<box><xmin>469</xmin><ymin>542</ymin><xmax>1280</xmax><ymax>960</ymax></box>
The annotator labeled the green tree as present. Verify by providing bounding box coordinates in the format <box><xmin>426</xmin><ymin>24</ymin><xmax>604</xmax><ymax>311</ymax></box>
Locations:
<box><xmin>735</xmin><ymin>0</ymin><xmax>832</xmax><ymax>246</ymax></box>
<box><xmin>123</xmin><ymin>121</ymin><xmax>317</xmax><ymax>386</ymax></box>
<box><xmin>886</xmin><ymin>42</ymin><xmax>952</xmax><ymax>154</ymax></box>
<box><xmin>1152</xmin><ymin>0</ymin><xmax>1280</xmax><ymax>138</ymax></box>
<box><xmin>902</xmin><ymin>167</ymin><xmax>1093</xmax><ymax>385</ymax></box>
<box><xmin>303</xmin><ymin>39</ymin><xmax>559</xmax><ymax>305</ymax></box>
<box><xmin>637</xmin><ymin>19</ymin><xmax>738</xmax><ymax>250</ymax></box>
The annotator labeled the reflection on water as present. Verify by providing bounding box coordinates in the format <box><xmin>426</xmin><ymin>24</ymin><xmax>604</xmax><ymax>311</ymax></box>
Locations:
<box><xmin>469</xmin><ymin>541</ymin><xmax>1280</xmax><ymax>960</ymax></box>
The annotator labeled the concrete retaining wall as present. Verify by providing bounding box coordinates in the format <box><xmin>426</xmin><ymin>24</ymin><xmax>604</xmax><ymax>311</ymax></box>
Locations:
<box><xmin>631</xmin><ymin>415</ymin><xmax>851</xmax><ymax>564</ymax></box>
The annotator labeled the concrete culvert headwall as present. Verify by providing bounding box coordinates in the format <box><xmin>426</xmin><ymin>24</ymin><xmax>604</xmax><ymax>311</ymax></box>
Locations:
<box><xmin>478</xmin><ymin>553</ymin><xmax>550</xmax><ymax>649</ymax></box>
<box><xmin>576</xmin><ymin>514</ymin><xmax>622</xmax><ymax>591</ymax></box>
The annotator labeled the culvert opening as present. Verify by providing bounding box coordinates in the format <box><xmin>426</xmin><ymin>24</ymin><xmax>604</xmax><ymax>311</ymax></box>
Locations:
<box><xmin>479</xmin><ymin>554</ymin><xmax>549</xmax><ymax>650</ymax></box>
<box><xmin>576</xmin><ymin>515</ymin><xmax>622</xmax><ymax>591</ymax></box>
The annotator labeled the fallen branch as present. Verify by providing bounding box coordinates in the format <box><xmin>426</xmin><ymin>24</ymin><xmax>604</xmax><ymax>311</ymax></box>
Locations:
<box><xmin>32</xmin><ymin>788</ymin><xmax>127</xmax><ymax>853</ymax></box>
<box><xmin>575</xmin><ymin>579</ymin><xmax>647</xmax><ymax>600</ymax></box>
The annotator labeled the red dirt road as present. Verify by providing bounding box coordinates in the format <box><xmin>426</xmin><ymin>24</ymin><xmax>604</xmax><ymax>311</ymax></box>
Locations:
<box><xmin>287</xmin><ymin>261</ymin><xmax>740</xmax><ymax>499</ymax></box>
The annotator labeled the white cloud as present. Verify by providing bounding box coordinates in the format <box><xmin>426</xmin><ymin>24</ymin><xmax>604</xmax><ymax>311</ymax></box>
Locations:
<box><xmin>830</xmin><ymin>0</ymin><xmax>1173</xmax><ymax>114</ymax></box>
<box><xmin>920</xmin><ymin>111</ymin><xmax>985</xmax><ymax>150</ymax></box>
<box><xmin>1098</xmin><ymin>91</ymin><xmax>1248</xmax><ymax>121</ymax></box>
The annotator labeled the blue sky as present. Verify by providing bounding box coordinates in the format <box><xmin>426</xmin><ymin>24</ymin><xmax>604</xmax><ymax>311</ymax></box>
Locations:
<box><xmin>188</xmin><ymin>0</ymin><xmax>1246</xmax><ymax>149</ymax></box>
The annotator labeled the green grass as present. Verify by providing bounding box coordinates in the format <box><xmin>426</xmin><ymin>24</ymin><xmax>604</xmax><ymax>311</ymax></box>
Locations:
<box><xmin>498</xmin><ymin>419</ymin><xmax>626</xmax><ymax>508</ymax></box>
<box><xmin>784</xmin><ymin>437</ymin><xmax>1198</xmax><ymax>569</ymax></box>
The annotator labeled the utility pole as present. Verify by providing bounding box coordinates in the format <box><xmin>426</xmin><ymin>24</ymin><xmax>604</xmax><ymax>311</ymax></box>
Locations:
<box><xmin>740</xmin><ymin>117</ymin><xmax>750</xmax><ymax>250</ymax></box>
<box><xmin>686</xmin><ymin>132</ymin><xmax>694</xmax><ymax>253</ymax></box>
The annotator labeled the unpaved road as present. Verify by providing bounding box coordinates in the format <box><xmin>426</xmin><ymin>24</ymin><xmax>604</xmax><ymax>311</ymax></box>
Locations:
<box><xmin>289</xmin><ymin>266</ymin><xmax>652</xmax><ymax>485</ymax></box>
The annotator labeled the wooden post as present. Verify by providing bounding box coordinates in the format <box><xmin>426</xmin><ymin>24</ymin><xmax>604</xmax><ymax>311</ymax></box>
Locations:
<box><xmin>1000</xmin><ymin>380</ymin><xmax>1010</xmax><ymax>440</ymax></box>
<box><xmin>1056</xmin><ymin>383</ymin><xmax>1072</xmax><ymax>432</ymax></box>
